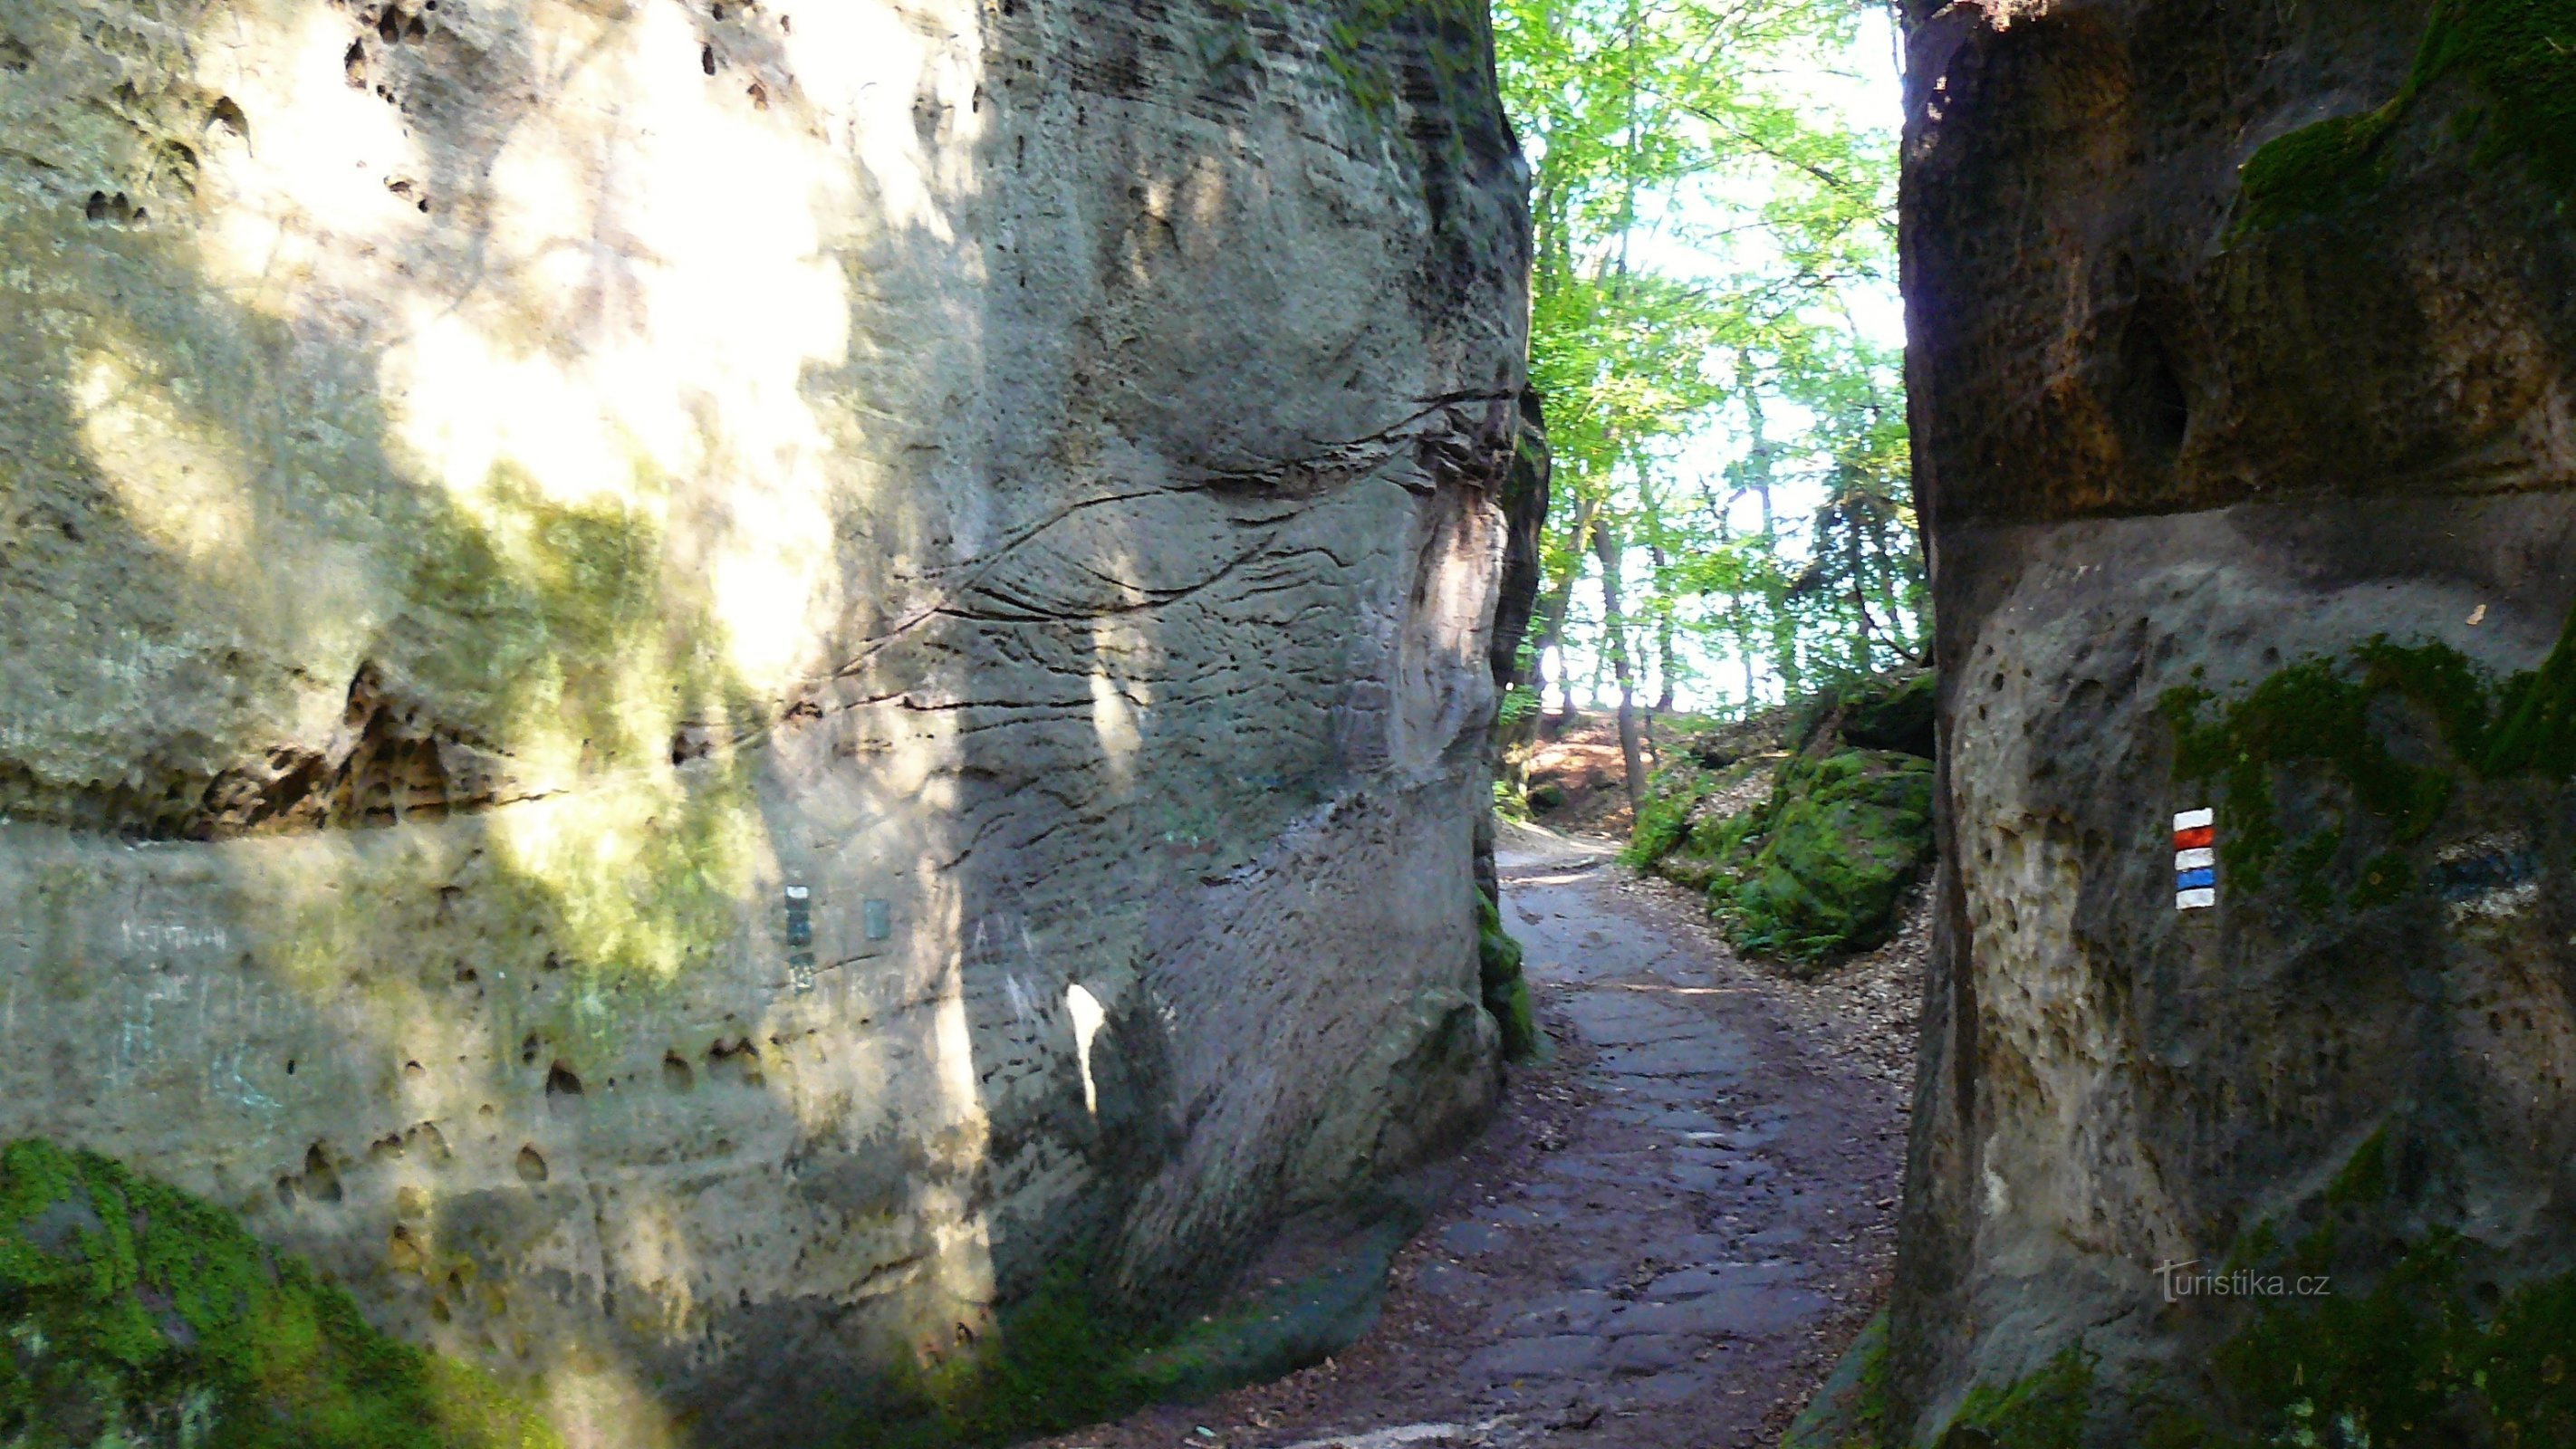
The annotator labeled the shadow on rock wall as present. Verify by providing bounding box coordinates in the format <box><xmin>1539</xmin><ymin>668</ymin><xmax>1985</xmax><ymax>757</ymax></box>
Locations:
<box><xmin>0</xmin><ymin>0</ymin><xmax>1528</xmax><ymax>1439</ymax></box>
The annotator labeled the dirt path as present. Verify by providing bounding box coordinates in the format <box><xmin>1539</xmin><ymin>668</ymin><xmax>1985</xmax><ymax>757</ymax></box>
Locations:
<box><xmin>1036</xmin><ymin>829</ymin><xmax>1918</xmax><ymax>1449</ymax></box>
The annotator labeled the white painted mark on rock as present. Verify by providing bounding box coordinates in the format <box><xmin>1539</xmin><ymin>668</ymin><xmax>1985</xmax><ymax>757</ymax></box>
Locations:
<box><xmin>1065</xmin><ymin>982</ymin><xmax>1106</xmax><ymax>1117</ymax></box>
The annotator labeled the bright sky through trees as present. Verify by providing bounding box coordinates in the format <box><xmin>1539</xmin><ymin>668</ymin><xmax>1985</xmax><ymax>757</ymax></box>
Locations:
<box><xmin>1497</xmin><ymin>0</ymin><xmax>1914</xmax><ymax>728</ymax></box>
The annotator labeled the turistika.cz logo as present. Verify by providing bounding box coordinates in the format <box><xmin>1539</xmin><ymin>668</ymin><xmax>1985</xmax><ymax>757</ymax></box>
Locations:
<box><xmin>2153</xmin><ymin>1260</ymin><xmax>2331</xmax><ymax>1304</ymax></box>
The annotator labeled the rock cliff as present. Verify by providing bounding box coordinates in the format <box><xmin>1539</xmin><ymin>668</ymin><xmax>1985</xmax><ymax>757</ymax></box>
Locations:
<box><xmin>0</xmin><ymin>0</ymin><xmax>1531</xmax><ymax>1435</ymax></box>
<box><xmin>1894</xmin><ymin>0</ymin><xmax>2576</xmax><ymax>1440</ymax></box>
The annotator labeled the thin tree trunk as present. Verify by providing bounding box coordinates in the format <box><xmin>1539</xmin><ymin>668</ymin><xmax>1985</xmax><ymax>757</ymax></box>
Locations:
<box><xmin>1640</xmin><ymin>468</ymin><xmax>1677</xmax><ymax>714</ymax></box>
<box><xmin>1741</xmin><ymin>378</ymin><xmax>1801</xmax><ymax>702</ymax></box>
<box><xmin>1594</xmin><ymin>521</ymin><xmax>1648</xmax><ymax>820</ymax></box>
<box><xmin>1533</xmin><ymin>491</ymin><xmax>1604</xmax><ymax>727</ymax></box>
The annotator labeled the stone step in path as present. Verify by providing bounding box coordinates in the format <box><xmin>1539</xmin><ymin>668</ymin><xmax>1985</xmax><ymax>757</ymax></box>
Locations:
<box><xmin>1039</xmin><ymin>827</ymin><xmax>1916</xmax><ymax>1449</ymax></box>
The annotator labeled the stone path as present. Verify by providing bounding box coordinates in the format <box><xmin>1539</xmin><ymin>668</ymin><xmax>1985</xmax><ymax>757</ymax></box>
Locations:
<box><xmin>1035</xmin><ymin>827</ymin><xmax>1915</xmax><ymax>1449</ymax></box>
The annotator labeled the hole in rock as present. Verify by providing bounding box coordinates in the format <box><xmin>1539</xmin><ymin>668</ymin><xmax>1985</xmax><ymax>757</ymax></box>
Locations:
<box><xmin>515</xmin><ymin>1145</ymin><xmax>548</xmax><ymax>1183</ymax></box>
<box><xmin>2116</xmin><ymin>314</ymin><xmax>2190</xmax><ymax>463</ymax></box>
<box><xmin>545</xmin><ymin>1062</ymin><xmax>584</xmax><ymax>1099</ymax></box>
<box><xmin>302</xmin><ymin>1145</ymin><xmax>342</xmax><ymax>1204</ymax></box>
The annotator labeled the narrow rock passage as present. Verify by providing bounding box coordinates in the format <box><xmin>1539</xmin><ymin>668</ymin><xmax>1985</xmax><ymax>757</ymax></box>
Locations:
<box><xmin>1043</xmin><ymin>826</ymin><xmax>1917</xmax><ymax>1449</ymax></box>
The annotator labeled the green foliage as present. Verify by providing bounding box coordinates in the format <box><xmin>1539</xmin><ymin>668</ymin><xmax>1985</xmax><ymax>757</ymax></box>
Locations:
<box><xmin>0</xmin><ymin>1139</ymin><xmax>555</xmax><ymax>1449</ymax></box>
<box><xmin>2235</xmin><ymin>0</ymin><xmax>2576</xmax><ymax>232</ymax></box>
<box><xmin>1623</xmin><ymin>773</ymin><xmax>1704</xmax><ymax>864</ymax></box>
<box><xmin>1496</xmin><ymin>0</ymin><xmax>1919</xmax><ymax>719</ymax></box>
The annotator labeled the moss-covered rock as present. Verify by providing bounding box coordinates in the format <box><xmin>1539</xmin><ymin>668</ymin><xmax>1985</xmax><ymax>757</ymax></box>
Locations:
<box><xmin>1834</xmin><ymin>671</ymin><xmax>1937</xmax><ymax>758</ymax></box>
<box><xmin>1781</xmin><ymin>1313</ymin><xmax>1889</xmax><ymax>1449</ymax></box>
<box><xmin>2236</xmin><ymin>0</ymin><xmax>2576</xmax><ymax>232</ymax></box>
<box><xmin>1713</xmin><ymin>750</ymin><xmax>1934</xmax><ymax>964</ymax></box>
<box><xmin>1904</xmin><ymin>1135</ymin><xmax>2576</xmax><ymax>1448</ymax></box>
<box><xmin>1475</xmin><ymin>889</ymin><xmax>1542</xmax><ymax>1061</ymax></box>
<box><xmin>0</xmin><ymin>1139</ymin><xmax>555</xmax><ymax>1449</ymax></box>
<box><xmin>1627</xmin><ymin>677</ymin><xmax>1937</xmax><ymax>967</ymax></box>
<box><xmin>871</xmin><ymin>1195</ymin><xmax>1437</xmax><ymax>1448</ymax></box>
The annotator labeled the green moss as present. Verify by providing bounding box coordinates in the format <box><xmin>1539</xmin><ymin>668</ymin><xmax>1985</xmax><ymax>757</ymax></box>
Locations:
<box><xmin>2235</xmin><ymin>0</ymin><xmax>2576</xmax><ymax>232</ymax></box>
<box><xmin>1944</xmin><ymin>1344</ymin><xmax>2096</xmax><ymax>1448</ymax></box>
<box><xmin>2161</xmin><ymin>606</ymin><xmax>2576</xmax><ymax>919</ymax></box>
<box><xmin>2482</xmin><ymin>600</ymin><xmax>2576</xmax><ymax>778</ymax></box>
<box><xmin>0</xmin><ymin>1139</ymin><xmax>556</xmax><ymax>1449</ymax></box>
<box><xmin>1476</xmin><ymin>888</ymin><xmax>1543</xmax><ymax>1061</ymax></box>
<box><xmin>869</xmin><ymin>1224</ymin><xmax>1416</xmax><ymax>1449</ymax></box>
<box><xmin>2282</xmin><ymin>827</ymin><xmax>2345</xmax><ymax>915</ymax></box>
<box><xmin>2238</xmin><ymin>107</ymin><xmax>2404</xmax><ymax>230</ymax></box>
<box><xmin>1781</xmin><ymin>1313</ymin><xmax>1889</xmax><ymax>1449</ymax></box>
<box><xmin>2349</xmin><ymin>849</ymin><xmax>2414</xmax><ymax>909</ymax></box>
<box><xmin>1712</xmin><ymin>750</ymin><xmax>1933</xmax><ymax>964</ymax></box>
<box><xmin>2158</xmin><ymin>635</ymin><xmax>2521</xmax><ymax>894</ymax></box>
<box><xmin>1943</xmin><ymin>1128</ymin><xmax>2576</xmax><ymax>1447</ymax></box>
<box><xmin>2185</xmin><ymin>1230</ymin><xmax>2576</xmax><ymax>1448</ymax></box>
<box><xmin>1835</xmin><ymin>670</ymin><xmax>1937</xmax><ymax>758</ymax></box>
<box><xmin>1322</xmin><ymin>0</ymin><xmax>1494</xmax><ymax>128</ymax></box>
<box><xmin>2324</xmin><ymin>1127</ymin><xmax>2390</xmax><ymax>1208</ymax></box>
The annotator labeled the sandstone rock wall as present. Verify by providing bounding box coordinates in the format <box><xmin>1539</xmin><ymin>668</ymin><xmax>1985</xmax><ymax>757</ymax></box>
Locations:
<box><xmin>0</xmin><ymin>0</ymin><xmax>1530</xmax><ymax>1436</ymax></box>
<box><xmin>1896</xmin><ymin>0</ymin><xmax>2576</xmax><ymax>1438</ymax></box>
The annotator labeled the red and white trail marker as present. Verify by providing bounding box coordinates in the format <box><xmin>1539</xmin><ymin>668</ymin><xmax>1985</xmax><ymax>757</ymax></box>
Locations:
<box><xmin>2175</xmin><ymin>808</ymin><xmax>2216</xmax><ymax>910</ymax></box>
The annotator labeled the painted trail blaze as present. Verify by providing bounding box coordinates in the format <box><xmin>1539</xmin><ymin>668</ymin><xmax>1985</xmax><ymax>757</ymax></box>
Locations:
<box><xmin>2176</xmin><ymin>808</ymin><xmax>2216</xmax><ymax>909</ymax></box>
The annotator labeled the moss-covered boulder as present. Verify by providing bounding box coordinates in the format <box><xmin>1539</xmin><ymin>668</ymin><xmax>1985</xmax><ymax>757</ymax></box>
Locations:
<box><xmin>1629</xmin><ymin>676</ymin><xmax>1937</xmax><ymax>967</ymax></box>
<box><xmin>1712</xmin><ymin>749</ymin><xmax>1933</xmax><ymax>964</ymax></box>
<box><xmin>0</xmin><ymin>1140</ymin><xmax>554</xmax><ymax>1449</ymax></box>
<box><xmin>1835</xmin><ymin>671</ymin><xmax>1936</xmax><ymax>757</ymax></box>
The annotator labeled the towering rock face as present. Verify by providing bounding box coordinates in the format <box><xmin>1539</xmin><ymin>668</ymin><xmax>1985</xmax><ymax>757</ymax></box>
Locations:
<box><xmin>1894</xmin><ymin>0</ymin><xmax>2576</xmax><ymax>1440</ymax></box>
<box><xmin>0</xmin><ymin>0</ymin><xmax>1529</xmax><ymax>1437</ymax></box>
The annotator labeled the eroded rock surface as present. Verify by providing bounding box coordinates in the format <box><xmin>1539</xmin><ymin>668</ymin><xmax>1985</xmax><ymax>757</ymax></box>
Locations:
<box><xmin>1893</xmin><ymin>0</ymin><xmax>2576</xmax><ymax>1440</ymax></box>
<box><xmin>0</xmin><ymin>0</ymin><xmax>1530</xmax><ymax>1437</ymax></box>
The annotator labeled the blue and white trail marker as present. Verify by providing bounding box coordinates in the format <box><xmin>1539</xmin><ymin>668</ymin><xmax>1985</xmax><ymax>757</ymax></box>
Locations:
<box><xmin>2175</xmin><ymin>808</ymin><xmax>2216</xmax><ymax>910</ymax></box>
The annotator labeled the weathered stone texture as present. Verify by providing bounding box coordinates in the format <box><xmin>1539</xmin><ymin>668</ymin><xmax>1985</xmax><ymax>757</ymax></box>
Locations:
<box><xmin>0</xmin><ymin>0</ymin><xmax>1529</xmax><ymax>1436</ymax></box>
<box><xmin>1897</xmin><ymin>0</ymin><xmax>2576</xmax><ymax>1438</ymax></box>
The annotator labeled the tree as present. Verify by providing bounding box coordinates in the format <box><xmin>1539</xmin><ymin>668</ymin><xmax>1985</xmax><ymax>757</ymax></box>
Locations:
<box><xmin>1495</xmin><ymin>0</ymin><xmax>1922</xmax><ymax>767</ymax></box>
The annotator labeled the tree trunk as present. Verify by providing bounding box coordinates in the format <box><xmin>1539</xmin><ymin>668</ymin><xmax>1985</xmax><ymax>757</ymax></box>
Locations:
<box><xmin>1535</xmin><ymin>488</ymin><xmax>1604</xmax><ymax>728</ymax></box>
<box><xmin>1535</xmin><ymin>494</ymin><xmax>1597</xmax><ymax>731</ymax></box>
<box><xmin>1641</xmin><ymin>467</ymin><xmax>1677</xmax><ymax>713</ymax></box>
<box><xmin>1742</xmin><ymin>380</ymin><xmax>1802</xmax><ymax>701</ymax></box>
<box><xmin>1593</xmin><ymin>521</ymin><xmax>1648</xmax><ymax>820</ymax></box>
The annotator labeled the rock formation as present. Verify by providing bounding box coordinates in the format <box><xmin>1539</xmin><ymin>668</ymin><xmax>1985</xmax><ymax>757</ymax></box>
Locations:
<box><xmin>1892</xmin><ymin>0</ymin><xmax>2576</xmax><ymax>1440</ymax></box>
<box><xmin>0</xmin><ymin>0</ymin><xmax>1532</xmax><ymax>1435</ymax></box>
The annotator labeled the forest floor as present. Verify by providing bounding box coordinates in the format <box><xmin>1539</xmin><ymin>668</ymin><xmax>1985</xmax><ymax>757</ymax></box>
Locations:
<box><xmin>1033</xmin><ymin>822</ymin><xmax>1923</xmax><ymax>1449</ymax></box>
<box><xmin>1514</xmin><ymin>712</ymin><xmax>1718</xmax><ymax>837</ymax></box>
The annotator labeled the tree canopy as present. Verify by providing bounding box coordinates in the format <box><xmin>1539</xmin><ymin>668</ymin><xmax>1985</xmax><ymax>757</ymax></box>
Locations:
<box><xmin>1495</xmin><ymin>0</ymin><xmax>1919</xmax><ymax>753</ymax></box>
